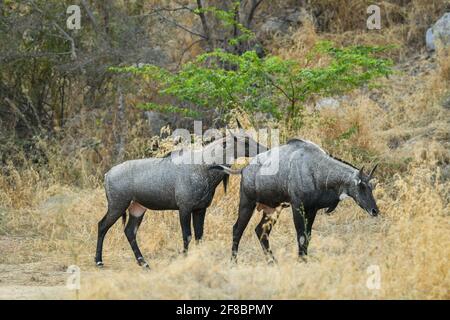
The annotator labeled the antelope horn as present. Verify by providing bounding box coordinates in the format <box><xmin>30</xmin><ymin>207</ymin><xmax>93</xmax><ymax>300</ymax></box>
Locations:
<box><xmin>236</xmin><ymin>118</ymin><xmax>243</xmax><ymax>130</ymax></box>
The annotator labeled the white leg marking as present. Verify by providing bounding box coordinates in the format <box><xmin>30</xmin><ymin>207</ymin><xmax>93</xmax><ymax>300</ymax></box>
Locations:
<box><xmin>299</xmin><ymin>236</ymin><xmax>306</xmax><ymax>245</ymax></box>
<box><xmin>339</xmin><ymin>192</ymin><xmax>349</xmax><ymax>200</ymax></box>
<box><xmin>128</xmin><ymin>201</ymin><xmax>147</xmax><ymax>217</ymax></box>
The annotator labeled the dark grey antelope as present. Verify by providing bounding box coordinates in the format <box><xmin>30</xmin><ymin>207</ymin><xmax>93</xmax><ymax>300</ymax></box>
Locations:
<box><xmin>95</xmin><ymin>123</ymin><xmax>267</xmax><ymax>268</ymax></box>
<box><xmin>211</xmin><ymin>138</ymin><xmax>379</xmax><ymax>262</ymax></box>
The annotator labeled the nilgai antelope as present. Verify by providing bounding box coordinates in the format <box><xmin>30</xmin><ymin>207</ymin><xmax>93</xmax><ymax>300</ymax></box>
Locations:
<box><xmin>211</xmin><ymin>138</ymin><xmax>379</xmax><ymax>262</ymax></box>
<box><xmin>95</xmin><ymin>122</ymin><xmax>267</xmax><ymax>268</ymax></box>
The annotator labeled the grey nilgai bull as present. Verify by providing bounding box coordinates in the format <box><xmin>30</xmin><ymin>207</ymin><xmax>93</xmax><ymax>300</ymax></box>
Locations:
<box><xmin>95</xmin><ymin>124</ymin><xmax>267</xmax><ymax>268</ymax></box>
<box><xmin>211</xmin><ymin>138</ymin><xmax>379</xmax><ymax>262</ymax></box>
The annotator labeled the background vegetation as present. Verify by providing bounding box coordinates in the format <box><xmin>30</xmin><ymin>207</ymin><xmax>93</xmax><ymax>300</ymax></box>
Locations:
<box><xmin>0</xmin><ymin>0</ymin><xmax>449</xmax><ymax>299</ymax></box>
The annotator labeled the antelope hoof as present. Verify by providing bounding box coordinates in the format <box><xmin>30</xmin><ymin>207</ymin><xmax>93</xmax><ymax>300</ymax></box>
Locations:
<box><xmin>137</xmin><ymin>257</ymin><xmax>150</xmax><ymax>269</ymax></box>
<box><xmin>299</xmin><ymin>255</ymin><xmax>308</xmax><ymax>263</ymax></box>
<box><xmin>96</xmin><ymin>261</ymin><xmax>104</xmax><ymax>268</ymax></box>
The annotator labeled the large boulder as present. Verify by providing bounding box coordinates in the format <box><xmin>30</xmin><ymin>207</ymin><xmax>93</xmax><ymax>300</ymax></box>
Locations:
<box><xmin>315</xmin><ymin>97</ymin><xmax>340</xmax><ymax>110</ymax></box>
<box><xmin>426</xmin><ymin>13</ymin><xmax>450</xmax><ymax>51</ymax></box>
<box><xmin>261</xmin><ymin>17</ymin><xmax>287</xmax><ymax>34</ymax></box>
<box><xmin>260</xmin><ymin>8</ymin><xmax>310</xmax><ymax>35</ymax></box>
<box><xmin>426</xmin><ymin>28</ymin><xmax>435</xmax><ymax>51</ymax></box>
<box><xmin>442</xmin><ymin>92</ymin><xmax>450</xmax><ymax>109</ymax></box>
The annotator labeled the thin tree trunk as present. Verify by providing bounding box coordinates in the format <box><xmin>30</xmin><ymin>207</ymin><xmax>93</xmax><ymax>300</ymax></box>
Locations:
<box><xmin>59</xmin><ymin>76</ymin><xmax>66</xmax><ymax>128</ymax></box>
<box><xmin>196</xmin><ymin>0</ymin><xmax>213</xmax><ymax>51</ymax></box>
<box><xmin>115</xmin><ymin>88</ymin><xmax>126</xmax><ymax>163</ymax></box>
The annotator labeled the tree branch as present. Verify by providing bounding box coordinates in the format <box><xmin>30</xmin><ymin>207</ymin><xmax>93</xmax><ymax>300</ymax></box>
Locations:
<box><xmin>265</xmin><ymin>74</ymin><xmax>294</xmax><ymax>105</ymax></box>
<box><xmin>27</xmin><ymin>0</ymin><xmax>77</xmax><ymax>60</ymax></box>
<box><xmin>52</xmin><ymin>22</ymin><xmax>77</xmax><ymax>60</ymax></box>
<box><xmin>195</xmin><ymin>0</ymin><xmax>212</xmax><ymax>50</ymax></box>
<box><xmin>129</xmin><ymin>6</ymin><xmax>195</xmax><ymax>18</ymax></box>
<box><xmin>173</xmin><ymin>39</ymin><xmax>205</xmax><ymax>71</ymax></box>
<box><xmin>245</xmin><ymin>0</ymin><xmax>264</xmax><ymax>28</ymax></box>
<box><xmin>80</xmin><ymin>0</ymin><xmax>100</xmax><ymax>31</ymax></box>
<box><xmin>4</xmin><ymin>98</ymin><xmax>37</xmax><ymax>134</ymax></box>
<box><xmin>0</xmin><ymin>51</ymin><xmax>73</xmax><ymax>64</ymax></box>
<box><xmin>233</xmin><ymin>1</ymin><xmax>241</xmax><ymax>39</ymax></box>
<box><xmin>156</xmin><ymin>12</ymin><xmax>207</xmax><ymax>39</ymax></box>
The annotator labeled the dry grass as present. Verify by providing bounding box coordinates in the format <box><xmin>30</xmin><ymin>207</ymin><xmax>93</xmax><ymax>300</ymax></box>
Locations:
<box><xmin>272</xmin><ymin>0</ymin><xmax>449</xmax><ymax>61</ymax></box>
<box><xmin>1</xmin><ymin>55</ymin><xmax>449</xmax><ymax>299</ymax></box>
<box><xmin>0</xmin><ymin>161</ymin><xmax>448</xmax><ymax>299</ymax></box>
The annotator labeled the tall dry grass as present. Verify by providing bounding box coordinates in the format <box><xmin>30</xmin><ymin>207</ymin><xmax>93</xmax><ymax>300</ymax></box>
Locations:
<box><xmin>272</xmin><ymin>0</ymin><xmax>450</xmax><ymax>61</ymax></box>
<box><xmin>1</xmin><ymin>57</ymin><xmax>448</xmax><ymax>298</ymax></box>
<box><xmin>0</xmin><ymin>151</ymin><xmax>448</xmax><ymax>299</ymax></box>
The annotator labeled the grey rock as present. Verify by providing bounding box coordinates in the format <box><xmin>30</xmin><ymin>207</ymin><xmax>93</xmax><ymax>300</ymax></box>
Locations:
<box><xmin>144</xmin><ymin>111</ymin><xmax>168</xmax><ymax>136</ymax></box>
<box><xmin>286</xmin><ymin>10</ymin><xmax>302</xmax><ymax>24</ymax></box>
<box><xmin>261</xmin><ymin>17</ymin><xmax>287</xmax><ymax>34</ymax></box>
<box><xmin>441</xmin><ymin>92</ymin><xmax>450</xmax><ymax>109</ymax></box>
<box><xmin>426</xmin><ymin>28</ymin><xmax>435</xmax><ymax>51</ymax></box>
<box><xmin>441</xmin><ymin>164</ymin><xmax>450</xmax><ymax>182</ymax></box>
<box><xmin>316</xmin><ymin>97</ymin><xmax>340</xmax><ymax>110</ymax></box>
<box><xmin>427</xmin><ymin>13</ymin><xmax>450</xmax><ymax>50</ymax></box>
<box><xmin>260</xmin><ymin>9</ymin><xmax>308</xmax><ymax>35</ymax></box>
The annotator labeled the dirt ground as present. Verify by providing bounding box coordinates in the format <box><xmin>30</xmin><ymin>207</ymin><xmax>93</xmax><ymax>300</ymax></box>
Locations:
<box><xmin>0</xmin><ymin>236</ymin><xmax>67</xmax><ymax>299</ymax></box>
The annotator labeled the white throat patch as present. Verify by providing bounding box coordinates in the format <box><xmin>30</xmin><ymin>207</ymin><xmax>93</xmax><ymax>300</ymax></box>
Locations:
<box><xmin>339</xmin><ymin>192</ymin><xmax>349</xmax><ymax>200</ymax></box>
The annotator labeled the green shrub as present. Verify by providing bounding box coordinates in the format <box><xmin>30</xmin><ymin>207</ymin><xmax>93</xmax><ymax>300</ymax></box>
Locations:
<box><xmin>110</xmin><ymin>41</ymin><xmax>393</xmax><ymax>126</ymax></box>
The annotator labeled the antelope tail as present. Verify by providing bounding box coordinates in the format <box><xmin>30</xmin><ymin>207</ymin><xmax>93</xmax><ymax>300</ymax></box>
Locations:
<box><xmin>208</xmin><ymin>165</ymin><xmax>243</xmax><ymax>175</ymax></box>
<box><xmin>209</xmin><ymin>165</ymin><xmax>242</xmax><ymax>194</ymax></box>
<box><xmin>223</xmin><ymin>174</ymin><xmax>229</xmax><ymax>193</ymax></box>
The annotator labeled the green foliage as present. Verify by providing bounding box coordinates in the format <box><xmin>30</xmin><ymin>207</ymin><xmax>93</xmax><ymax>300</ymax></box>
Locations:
<box><xmin>110</xmin><ymin>41</ymin><xmax>393</xmax><ymax>124</ymax></box>
<box><xmin>194</xmin><ymin>2</ymin><xmax>254</xmax><ymax>47</ymax></box>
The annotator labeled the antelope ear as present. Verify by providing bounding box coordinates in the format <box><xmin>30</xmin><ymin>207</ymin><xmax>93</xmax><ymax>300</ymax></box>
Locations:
<box><xmin>369</xmin><ymin>163</ymin><xmax>379</xmax><ymax>179</ymax></box>
<box><xmin>354</xmin><ymin>178</ymin><xmax>362</xmax><ymax>186</ymax></box>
